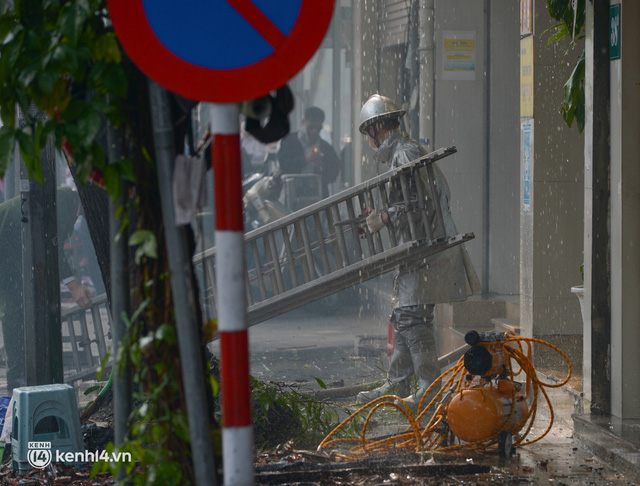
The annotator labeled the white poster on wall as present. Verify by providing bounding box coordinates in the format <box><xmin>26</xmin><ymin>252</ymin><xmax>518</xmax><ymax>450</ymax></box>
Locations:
<box><xmin>442</xmin><ymin>31</ymin><xmax>476</xmax><ymax>81</ymax></box>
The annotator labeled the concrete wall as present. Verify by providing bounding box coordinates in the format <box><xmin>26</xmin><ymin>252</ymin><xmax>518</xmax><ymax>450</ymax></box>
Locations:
<box><xmin>520</xmin><ymin>5</ymin><xmax>584</xmax><ymax>339</ymax></box>
<box><xmin>433</xmin><ymin>0</ymin><xmax>487</xmax><ymax>289</ymax></box>
<box><xmin>488</xmin><ymin>1</ymin><xmax>521</xmax><ymax>295</ymax></box>
<box><xmin>433</xmin><ymin>0</ymin><xmax>521</xmax><ymax>297</ymax></box>
<box><xmin>350</xmin><ymin>1</ymin><xmax>524</xmax><ymax>302</ymax></box>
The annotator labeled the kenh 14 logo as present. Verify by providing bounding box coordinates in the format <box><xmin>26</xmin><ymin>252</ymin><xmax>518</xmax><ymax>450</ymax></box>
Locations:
<box><xmin>27</xmin><ymin>441</ymin><xmax>52</xmax><ymax>469</ymax></box>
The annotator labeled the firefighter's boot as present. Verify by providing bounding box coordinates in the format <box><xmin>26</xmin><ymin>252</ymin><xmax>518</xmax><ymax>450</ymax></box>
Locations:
<box><xmin>401</xmin><ymin>349</ymin><xmax>441</xmax><ymax>410</ymax></box>
<box><xmin>357</xmin><ymin>380</ymin><xmax>410</xmax><ymax>403</ymax></box>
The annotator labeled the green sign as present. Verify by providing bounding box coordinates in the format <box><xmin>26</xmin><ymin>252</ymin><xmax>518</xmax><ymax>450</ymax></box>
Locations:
<box><xmin>610</xmin><ymin>4</ymin><xmax>621</xmax><ymax>60</ymax></box>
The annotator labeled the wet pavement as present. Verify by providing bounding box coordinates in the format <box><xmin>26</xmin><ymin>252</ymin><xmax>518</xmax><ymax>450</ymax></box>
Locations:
<box><xmin>211</xmin><ymin>300</ymin><xmax>638</xmax><ymax>485</ymax></box>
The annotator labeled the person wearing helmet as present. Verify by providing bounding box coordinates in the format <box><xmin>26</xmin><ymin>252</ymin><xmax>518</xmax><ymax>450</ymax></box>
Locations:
<box><xmin>356</xmin><ymin>94</ymin><xmax>481</xmax><ymax>407</ymax></box>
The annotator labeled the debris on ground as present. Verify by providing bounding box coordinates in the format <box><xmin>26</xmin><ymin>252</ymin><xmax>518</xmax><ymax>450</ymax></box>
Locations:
<box><xmin>0</xmin><ymin>462</ymin><xmax>114</xmax><ymax>485</ymax></box>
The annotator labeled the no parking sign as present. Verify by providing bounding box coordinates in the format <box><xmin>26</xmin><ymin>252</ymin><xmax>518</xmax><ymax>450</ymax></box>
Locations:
<box><xmin>108</xmin><ymin>0</ymin><xmax>335</xmax><ymax>102</ymax></box>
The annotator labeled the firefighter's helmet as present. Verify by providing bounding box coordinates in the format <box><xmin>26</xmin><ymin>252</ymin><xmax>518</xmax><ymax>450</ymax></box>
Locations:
<box><xmin>358</xmin><ymin>94</ymin><xmax>406</xmax><ymax>134</ymax></box>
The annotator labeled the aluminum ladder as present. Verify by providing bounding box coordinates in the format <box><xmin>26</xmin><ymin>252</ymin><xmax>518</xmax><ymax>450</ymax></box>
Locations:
<box><xmin>193</xmin><ymin>146</ymin><xmax>475</xmax><ymax>326</ymax></box>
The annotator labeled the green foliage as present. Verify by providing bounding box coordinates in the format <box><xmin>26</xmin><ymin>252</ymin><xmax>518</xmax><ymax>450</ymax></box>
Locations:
<box><xmin>562</xmin><ymin>51</ymin><xmax>585</xmax><ymax>132</ymax></box>
<box><xmin>129</xmin><ymin>230</ymin><xmax>159</xmax><ymax>264</ymax></box>
<box><xmin>0</xmin><ymin>0</ymin><xmax>131</xmax><ymax>196</ymax></box>
<box><xmin>92</xmin><ymin>299</ymin><xmax>191</xmax><ymax>485</ymax></box>
<box><xmin>546</xmin><ymin>0</ymin><xmax>585</xmax><ymax>37</ymax></box>
<box><xmin>543</xmin><ymin>0</ymin><xmax>586</xmax><ymax>133</ymax></box>
<box><xmin>249</xmin><ymin>377</ymin><xmax>358</xmax><ymax>449</ymax></box>
<box><xmin>0</xmin><ymin>2</ymin><xmax>211</xmax><ymax>484</ymax></box>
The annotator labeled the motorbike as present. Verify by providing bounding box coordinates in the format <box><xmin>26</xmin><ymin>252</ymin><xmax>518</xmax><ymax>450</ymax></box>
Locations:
<box><xmin>242</xmin><ymin>169</ymin><xmax>290</xmax><ymax>231</ymax></box>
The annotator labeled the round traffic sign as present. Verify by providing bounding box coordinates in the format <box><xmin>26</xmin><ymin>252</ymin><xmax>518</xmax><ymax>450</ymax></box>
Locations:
<box><xmin>108</xmin><ymin>0</ymin><xmax>335</xmax><ymax>103</ymax></box>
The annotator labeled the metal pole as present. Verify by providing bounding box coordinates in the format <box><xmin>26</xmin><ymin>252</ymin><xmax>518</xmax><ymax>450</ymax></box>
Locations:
<box><xmin>408</xmin><ymin>0</ymin><xmax>419</xmax><ymax>140</ymax></box>
<box><xmin>210</xmin><ymin>102</ymin><xmax>254</xmax><ymax>486</ymax></box>
<box><xmin>419</xmin><ymin>0</ymin><xmax>435</xmax><ymax>150</ymax></box>
<box><xmin>482</xmin><ymin>0</ymin><xmax>492</xmax><ymax>297</ymax></box>
<box><xmin>585</xmin><ymin>0</ymin><xmax>611</xmax><ymax>415</ymax></box>
<box><xmin>21</xmin><ymin>106</ymin><xmax>62</xmax><ymax>386</ymax></box>
<box><xmin>148</xmin><ymin>80</ymin><xmax>217</xmax><ymax>485</ymax></box>
<box><xmin>108</xmin><ymin>123</ymin><xmax>132</xmax><ymax>482</ymax></box>
<box><xmin>332</xmin><ymin>3</ymin><xmax>342</xmax><ymax>163</ymax></box>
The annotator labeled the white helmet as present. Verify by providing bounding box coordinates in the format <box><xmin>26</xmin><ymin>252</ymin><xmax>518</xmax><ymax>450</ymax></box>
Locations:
<box><xmin>358</xmin><ymin>94</ymin><xmax>406</xmax><ymax>134</ymax></box>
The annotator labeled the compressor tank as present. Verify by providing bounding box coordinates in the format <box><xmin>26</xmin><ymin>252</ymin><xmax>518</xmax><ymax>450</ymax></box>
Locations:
<box><xmin>447</xmin><ymin>380</ymin><xmax>529</xmax><ymax>443</ymax></box>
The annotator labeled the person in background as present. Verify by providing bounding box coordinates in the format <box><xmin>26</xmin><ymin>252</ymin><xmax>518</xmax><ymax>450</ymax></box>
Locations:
<box><xmin>277</xmin><ymin>106</ymin><xmax>341</xmax><ymax>198</ymax></box>
<box><xmin>355</xmin><ymin>94</ymin><xmax>481</xmax><ymax>408</ymax></box>
<box><xmin>0</xmin><ymin>186</ymin><xmax>93</xmax><ymax>390</ymax></box>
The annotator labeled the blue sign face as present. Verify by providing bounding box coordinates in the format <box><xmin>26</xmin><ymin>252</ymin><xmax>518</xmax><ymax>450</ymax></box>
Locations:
<box><xmin>143</xmin><ymin>0</ymin><xmax>302</xmax><ymax>69</ymax></box>
<box><xmin>109</xmin><ymin>0</ymin><xmax>335</xmax><ymax>102</ymax></box>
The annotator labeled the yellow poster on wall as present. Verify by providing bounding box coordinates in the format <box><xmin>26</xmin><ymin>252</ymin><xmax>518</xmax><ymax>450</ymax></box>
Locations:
<box><xmin>520</xmin><ymin>35</ymin><xmax>533</xmax><ymax>118</ymax></box>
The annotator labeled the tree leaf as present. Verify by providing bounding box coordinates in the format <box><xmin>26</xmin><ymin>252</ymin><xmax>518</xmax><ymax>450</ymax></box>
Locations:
<box><xmin>59</xmin><ymin>1</ymin><xmax>89</xmax><ymax>45</ymax></box>
<box><xmin>129</xmin><ymin>229</ymin><xmax>158</xmax><ymax>263</ymax></box>
<box><xmin>314</xmin><ymin>377</ymin><xmax>327</xmax><ymax>389</ymax></box>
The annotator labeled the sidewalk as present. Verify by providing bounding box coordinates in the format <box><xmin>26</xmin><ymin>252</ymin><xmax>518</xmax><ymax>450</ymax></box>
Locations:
<box><xmin>211</xmin><ymin>298</ymin><xmax>638</xmax><ymax>485</ymax></box>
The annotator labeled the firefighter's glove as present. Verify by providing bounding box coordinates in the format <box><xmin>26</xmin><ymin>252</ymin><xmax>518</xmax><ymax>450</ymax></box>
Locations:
<box><xmin>366</xmin><ymin>210</ymin><xmax>387</xmax><ymax>234</ymax></box>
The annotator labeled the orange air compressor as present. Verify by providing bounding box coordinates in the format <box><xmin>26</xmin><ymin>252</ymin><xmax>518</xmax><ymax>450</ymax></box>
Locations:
<box><xmin>446</xmin><ymin>330</ymin><xmax>529</xmax><ymax>456</ymax></box>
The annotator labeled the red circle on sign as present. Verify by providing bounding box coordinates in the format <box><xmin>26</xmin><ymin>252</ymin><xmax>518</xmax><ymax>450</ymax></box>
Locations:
<box><xmin>108</xmin><ymin>1</ymin><xmax>335</xmax><ymax>103</ymax></box>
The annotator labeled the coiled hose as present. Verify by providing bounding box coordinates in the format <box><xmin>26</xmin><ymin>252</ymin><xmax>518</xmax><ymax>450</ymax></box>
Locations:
<box><xmin>318</xmin><ymin>334</ymin><xmax>571</xmax><ymax>460</ymax></box>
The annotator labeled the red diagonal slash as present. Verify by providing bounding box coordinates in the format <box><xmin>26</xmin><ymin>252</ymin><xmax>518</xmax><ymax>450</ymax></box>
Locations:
<box><xmin>225</xmin><ymin>0</ymin><xmax>286</xmax><ymax>48</ymax></box>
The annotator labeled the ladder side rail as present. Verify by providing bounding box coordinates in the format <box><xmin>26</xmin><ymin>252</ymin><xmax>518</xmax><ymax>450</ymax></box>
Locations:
<box><xmin>398</xmin><ymin>170</ymin><xmax>419</xmax><ymax>240</ymax></box>
<box><xmin>312</xmin><ymin>212</ymin><xmax>331</xmax><ymax>275</ymax></box>
<box><xmin>281</xmin><ymin>225</ymin><xmax>299</xmax><ymax>287</ymax></box>
<box><xmin>328</xmin><ymin>204</ymin><xmax>349</xmax><ymax>268</ymax></box>
<box><xmin>413</xmin><ymin>165</ymin><xmax>433</xmax><ymax>240</ymax></box>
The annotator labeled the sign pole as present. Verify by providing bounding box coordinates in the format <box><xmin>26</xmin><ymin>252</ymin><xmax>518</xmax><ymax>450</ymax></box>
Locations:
<box><xmin>149</xmin><ymin>80</ymin><xmax>218</xmax><ymax>485</ymax></box>
<box><xmin>211</xmin><ymin>103</ymin><xmax>254</xmax><ymax>486</ymax></box>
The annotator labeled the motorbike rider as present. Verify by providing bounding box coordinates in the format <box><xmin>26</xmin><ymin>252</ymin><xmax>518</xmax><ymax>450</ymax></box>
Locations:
<box><xmin>277</xmin><ymin>106</ymin><xmax>341</xmax><ymax>199</ymax></box>
<box><xmin>356</xmin><ymin>94</ymin><xmax>481</xmax><ymax>407</ymax></box>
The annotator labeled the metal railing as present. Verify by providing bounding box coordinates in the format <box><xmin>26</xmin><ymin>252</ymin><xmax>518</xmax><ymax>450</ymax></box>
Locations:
<box><xmin>61</xmin><ymin>293</ymin><xmax>112</xmax><ymax>383</ymax></box>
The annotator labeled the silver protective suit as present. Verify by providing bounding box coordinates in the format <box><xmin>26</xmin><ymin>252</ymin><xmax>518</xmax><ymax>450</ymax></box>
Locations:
<box><xmin>376</xmin><ymin>129</ymin><xmax>481</xmax><ymax>394</ymax></box>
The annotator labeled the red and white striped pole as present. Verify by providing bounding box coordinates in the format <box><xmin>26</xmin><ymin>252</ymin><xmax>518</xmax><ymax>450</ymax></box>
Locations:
<box><xmin>211</xmin><ymin>103</ymin><xmax>254</xmax><ymax>486</ymax></box>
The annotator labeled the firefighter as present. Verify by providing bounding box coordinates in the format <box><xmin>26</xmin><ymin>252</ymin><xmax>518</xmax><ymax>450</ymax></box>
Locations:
<box><xmin>356</xmin><ymin>94</ymin><xmax>481</xmax><ymax>407</ymax></box>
